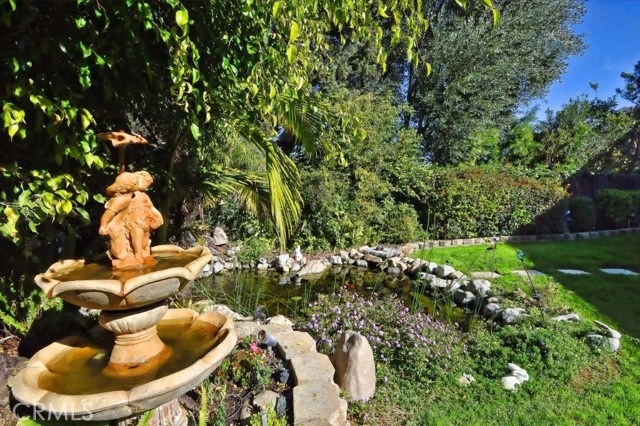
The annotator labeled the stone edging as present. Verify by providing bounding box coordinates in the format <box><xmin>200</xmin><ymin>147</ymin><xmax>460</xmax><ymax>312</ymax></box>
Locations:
<box><xmin>234</xmin><ymin>318</ymin><xmax>348</xmax><ymax>426</ymax></box>
<box><xmin>425</xmin><ymin>227</ymin><xmax>640</xmax><ymax>248</ymax></box>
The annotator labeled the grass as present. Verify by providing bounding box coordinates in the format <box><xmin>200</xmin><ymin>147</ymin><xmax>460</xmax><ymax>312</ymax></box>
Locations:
<box><xmin>386</xmin><ymin>233</ymin><xmax>640</xmax><ymax>426</ymax></box>
<box><xmin>415</xmin><ymin>233</ymin><xmax>640</xmax><ymax>337</ymax></box>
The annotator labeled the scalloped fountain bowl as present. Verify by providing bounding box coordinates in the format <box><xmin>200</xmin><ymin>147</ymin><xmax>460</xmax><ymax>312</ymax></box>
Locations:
<box><xmin>10</xmin><ymin>245</ymin><xmax>238</xmax><ymax>423</ymax></box>
<box><xmin>35</xmin><ymin>245</ymin><xmax>212</xmax><ymax>310</ymax></box>
<box><xmin>10</xmin><ymin>310</ymin><xmax>237</xmax><ymax>421</ymax></box>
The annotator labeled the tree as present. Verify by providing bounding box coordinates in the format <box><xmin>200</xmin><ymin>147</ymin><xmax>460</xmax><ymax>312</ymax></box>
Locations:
<box><xmin>405</xmin><ymin>0</ymin><xmax>585</xmax><ymax>164</ymax></box>
<box><xmin>2</xmin><ymin>0</ymin><xmax>474</xmax><ymax>249</ymax></box>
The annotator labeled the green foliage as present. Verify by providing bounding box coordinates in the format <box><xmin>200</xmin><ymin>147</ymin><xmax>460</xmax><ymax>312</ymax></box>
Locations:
<box><xmin>249</xmin><ymin>406</ymin><xmax>287</xmax><ymax>426</ymax></box>
<box><xmin>595</xmin><ymin>189</ymin><xmax>640</xmax><ymax>229</ymax></box>
<box><xmin>537</xmin><ymin>95</ymin><xmax>634</xmax><ymax>176</ymax></box>
<box><xmin>408</xmin><ymin>0</ymin><xmax>585</xmax><ymax>164</ymax></box>
<box><xmin>215</xmin><ymin>338</ymin><xmax>273</xmax><ymax>389</ymax></box>
<box><xmin>568</xmin><ymin>196</ymin><xmax>596</xmax><ymax>232</ymax></box>
<box><xmin>422</xmin><ymin>165</ymin><xmax>567</xmax><ymax>239</ymax></box>
<box><xmin>237</xmin><ymin>236</ymin><xmax>272</xmax><ymax>264</ymax></box>
<box><xmin>0</xmin><ymin>276</ymin><xmax>63</xmax><ymax>335</ymax></box>
<box><xmin>1</xmin><ymin>0</ymin><xmax>462</xmax><ymax>248</ymax></box>
<box><xmin>293</xmin><ymin>91</ymin><xmax>429</xmax><ymax>250</ymax></box>
<box><xmin>467</xmin><ymin>319</ymin><xmax>597</xmax><ymax>381</ymax></box>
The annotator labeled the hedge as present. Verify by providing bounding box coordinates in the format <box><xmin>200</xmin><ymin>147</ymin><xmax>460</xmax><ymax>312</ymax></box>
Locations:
<box><xmin>595</xmin><ymin>189</ymin><xmax>640</xmax><ymax>229</ymax></box>
<box><xmin>421</xmin><ymin>165</ymin><xmax>568</xmax><ymax>239</ymax></box>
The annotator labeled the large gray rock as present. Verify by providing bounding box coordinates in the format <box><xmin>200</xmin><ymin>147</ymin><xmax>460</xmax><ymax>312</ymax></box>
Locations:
<box><xmin>333</xmin><ymin>331</ymin><xmax>376</xmax><ymax>402</ymax></box>
<box><xmin>211</xmin><ymin>227</ymin><xmax>228</xmax><ymax>245</ymax></box>
<box><xmin>454</xmin><ymin>290</ymin><xmax>476</xmax><ymax>306</ymax></box>
<box><xmin>294</xmin><ymin>382</ymin><xmax>348</xmax><ymax>426</ymax></box>
<box><xmin>435</xmin><ymin>264</ymin><xmax>456</xmax><ymax>279</ymax></box>
<box><xmin>594</xmin><ymin>320</ymin><xmax>621</xmax><ymax>351</ymax></box>
<box><xmin>329</xmin><ymin>255</ymin><xmax>343</xmax><ymax>266</ymax></box>
<box><xmin>501</xmin><ymin>307</ymin><xmax>527</xmax><ymax>324</ymax></box>
<box><xmin>363</xmin><ymin>254</ymin><xmax>383</xmax><ymax>266</ymax></box>
<box><xmin>468</xmin><ymin>279</ymin><xmax>491</xmax><ymax>297</ymax></box>
<box><xmin>483</xmin><ymin>303</ymin><xmax>503</xmax><ymax>318</ymax></box>
<box><xmin>297</xmin><ymin>259</ymin><xmax>331</xmax><ymax>276</ymax></box>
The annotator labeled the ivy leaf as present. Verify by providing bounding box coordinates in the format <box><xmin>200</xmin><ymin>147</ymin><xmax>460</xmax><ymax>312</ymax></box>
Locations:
<box><xmin>80</xmin><ymin>109</ymin><xmax>94</xmax><ymax>129</ymax></box>
<box><xmin>75</xmin><ymin>17</ymin><xmax>87</xmax><ymax>29</ymax></box>
<box><xmin>272</xmin><ymin>1</ymin><xmax>282</xmax><ymax>18</ymax></box>
<box><xmin>190</xmin><ymin>122</ymin><xmax>201</xmax><ymax>139</ymax></box>
<box><xmin>290</xmin><ymin>21</ymin><xmax>299</xmax><ymax>43</ymax></box>
<box><xmin>286</xmin><ymin>44</ymin><xmax>297</xmax><ymax>63</ymax></box>
<box><xmin>175</xmin><ymin>9</ymin><xmax>189</xmax><ymax>27</ymax></box>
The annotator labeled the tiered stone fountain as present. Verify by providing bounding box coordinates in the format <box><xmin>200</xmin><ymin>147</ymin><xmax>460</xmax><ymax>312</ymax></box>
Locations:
<box><xmin>9</xmin><ymin>132</ymin><xmax>237</xmax><ymax>424</ymax></box>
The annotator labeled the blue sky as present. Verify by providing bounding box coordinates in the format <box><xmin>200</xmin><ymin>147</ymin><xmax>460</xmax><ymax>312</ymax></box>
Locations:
<box><xmin>531</xmin><ymin>0</ymin><xmax>640</xmax><ymax>119</ymax></box>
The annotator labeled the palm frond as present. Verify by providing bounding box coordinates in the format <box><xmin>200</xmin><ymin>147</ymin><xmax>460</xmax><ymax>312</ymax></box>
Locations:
<box><xmin>231</xmin><ymin>120</ymin><xmax>302</xmax><ymax>249</ymax></box>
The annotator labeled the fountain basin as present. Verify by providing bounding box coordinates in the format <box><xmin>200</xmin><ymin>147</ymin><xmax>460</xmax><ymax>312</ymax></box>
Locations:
<box><xmin>9</xmin><ymin>309</ymin><xmax>237</xmax><ymax>421</ymax></box>
<box><xmin>34</xmin><ymin>245</ymin><xmax>212</xmax><ymax>311</ymax></box>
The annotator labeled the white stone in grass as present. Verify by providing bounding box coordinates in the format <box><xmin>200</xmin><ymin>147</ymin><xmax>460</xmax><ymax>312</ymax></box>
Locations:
<box><xmin>502</xmin><ymin>363</ymin><xmax>529</xmax><ymax>391</ymax></box>
<box><xmin>471</xmin><ymin>271</ymin><xmax>501</xmax><ymax>279</ymax></box>
<box><xmin>552</xmin><ymin>313</ymin><xmax>581</xmax><ymax>322</ymax></box>
<box><xmin>436</xmin><ymin>264</ymin><xmax>456</xmax><ymax>279</ymax></box>
<box><xmin>594</xmin><ymin>320</ymin><xmax>622</xmax><ymax>339</ymax></box>
<box><xmin>512</xmin><ymin>269</ymin><xmax>546</xmax><ymax>277</ymax></box>
<box><xmin>458</xmin><ymin>373</ymin><xmax>476</xmax><ymax>386</ymax></box>
<box><xmin>557</xmin><ymin>269</ymin><xmax>590</xmax><ymax>275</ymax></box>
<box><xmin>467</xmin><ymin>279</ymin><xmax>492</xmax><ymax>297</ymax></box>
<box><xmin>600</xmin><ymin>268</ymin><xmax>639</xmax><ymax>276</ymax></box>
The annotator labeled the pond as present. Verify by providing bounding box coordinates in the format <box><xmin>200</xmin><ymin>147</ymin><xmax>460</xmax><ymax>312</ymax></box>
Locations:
<box><xmin>182</xmin><ymin>266</ymin><xmax>467</xmax><ymax>325</ymax></box>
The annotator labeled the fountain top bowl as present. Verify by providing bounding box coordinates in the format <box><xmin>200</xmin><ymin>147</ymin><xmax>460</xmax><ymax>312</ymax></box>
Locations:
<box><xmin>35</xmin><ymin>245</ymin><xmax>212</xmax><ymax>311</ymax></box>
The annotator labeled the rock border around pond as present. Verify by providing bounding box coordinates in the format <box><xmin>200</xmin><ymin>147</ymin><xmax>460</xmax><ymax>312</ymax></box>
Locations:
<box><xmin>232</xmin><ymin>318</ymin><xmax>349</xmax><ymax>426</ymax></box>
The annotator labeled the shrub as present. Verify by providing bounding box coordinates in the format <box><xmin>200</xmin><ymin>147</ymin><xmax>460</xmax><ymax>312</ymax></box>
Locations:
<box><xmin>595</xmin><ymin>189</ymin><xmax>640</xmax><ymax>229</ymax></box>
<box><xmin>237</xmin><ymin>236</ymin><xmax>272</xmax><ymax>264</ymax></box>
<box><xmin>568</xmin><ymin>196</ymin><xmax>596</xmax><ymax>232</ymax></box>
<box><xmin>422</xmin><ymin>165</ymin><xmax>568</xmax><ymax>239</ymax></box>
<box><xmin>300</xmin><ymin>287</ymin><xmax>465</xmax><ymax>382</ymax></box>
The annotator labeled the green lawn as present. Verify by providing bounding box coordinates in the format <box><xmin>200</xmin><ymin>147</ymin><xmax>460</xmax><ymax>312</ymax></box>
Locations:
<box><xmin>415</xmin><ymin>233</ymin><xmax>640</xmax><ymax>337</ymax></box>
<box><xmin>395</xmin><ymin>234</ymin><xmax>640</xmax><ymax>426</ymax></box>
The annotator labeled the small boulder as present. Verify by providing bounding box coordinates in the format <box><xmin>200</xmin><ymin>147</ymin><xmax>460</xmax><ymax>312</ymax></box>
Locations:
<box><xmin>552</xmin><ymin>313</ymin><xmax>581</xmax><ymax>322</ymax></box>
<box><xmin>363</xmin><ymin>254</ymin><xmax>383</xmax><ymax>266</ymax></box>
<box><xmin>211</xmin><ymin>227</ymin><xmax>228</xmax><ymax>246</ymax></box>
<box><xmin>213</xmin><ymin>261</ymin><xmax>225</xmax><ymax>274</ymax></box>
<box><xmin>454</xmin><ymin>290</ymin><xmax>476</xmax><ymax>306</ymax></box>
<box><xmin>436</xmin><ymin>264</ymin><xmax>456</xmax><ymax>279</ymax></box>
<box><xmin>294</xmin><ymin>246</ymin><xmax>304</xmax><ymax>262</ymax></box>
<box><xmin>386</xmin><ymin>266</ymin><xmax>401</xmax><ymax>275</ymax></box>
<box><xmin>339</xmin><ymin>250</ymin><xmax>350</xmax><ymax>261</ymax></box>
<box><xmin>501</xmin><ymin>307</ymin><xmax>527</xmax><ymax>324</ymax></box>
<box><xmin>333</xmin><ymin>331</ymin><xmax>376</xmax><ymax>402</ymax></box>
<box><xmin>355</xmin><ymin>259</ymin><xmax>368</xmax><ymax>268</ymax></box>
<box><xmin>330</xmin><ymin>255</ymin><xmax>343</xmax><ymax>266</ymax></box>
<box><xmin>483</xmin><ymin>303</ymin><xmax>503</xmax><ymax>318</ymax></box>
<box><xmin>267</xmin><ymin>315</ymin><xmax>294</xmax><ymax>326</ymax></box>
<box><xmin>253</xmin><ymin>390</ymin><xmax>279</xmax><ymax>410</ymax></box>
<box><xmin>468</xmin><ymin>279</ymin><xmax>491</xmax><ymax>297</ymax></box>
<box><xmin>297</xmin><ymin>259</ymin><xmax>331</xmax><ymax>276</ymax></box>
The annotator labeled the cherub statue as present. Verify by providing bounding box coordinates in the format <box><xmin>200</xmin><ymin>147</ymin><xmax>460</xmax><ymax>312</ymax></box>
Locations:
<box><xmin>99</xmin><ymin>171</ymin><xmax>164</xmax><ymax>270</ymax></box>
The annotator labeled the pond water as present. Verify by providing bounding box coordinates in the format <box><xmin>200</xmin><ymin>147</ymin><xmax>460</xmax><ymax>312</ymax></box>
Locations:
<box><xmin>185</xmin><ymin>266</ymin><xmax>466</xmax><ymax>324</ymax></box>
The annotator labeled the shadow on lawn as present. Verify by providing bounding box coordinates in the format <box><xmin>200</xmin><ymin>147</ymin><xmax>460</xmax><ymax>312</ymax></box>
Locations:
<box><xmin>510</xmin><ymin>240</ymin><xmax>640</xmax><ymax>339</ymax></box>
